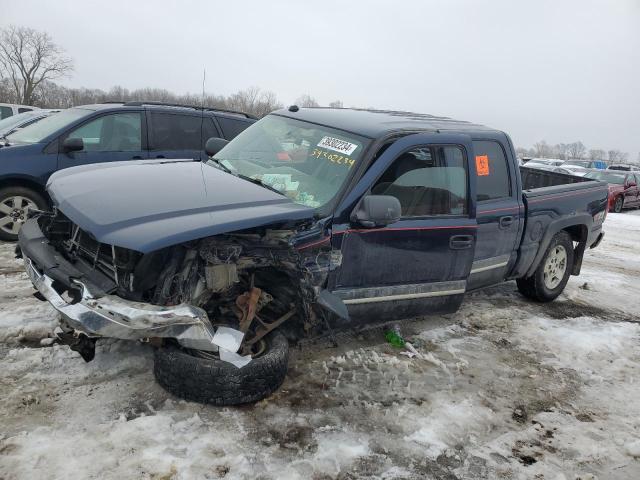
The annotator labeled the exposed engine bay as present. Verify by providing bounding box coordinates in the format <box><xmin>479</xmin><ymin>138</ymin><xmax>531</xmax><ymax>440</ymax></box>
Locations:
<box><xmin>35</xmin><ymin>210</ymin><xmax>342</xmax><ymax>359</ymax></box>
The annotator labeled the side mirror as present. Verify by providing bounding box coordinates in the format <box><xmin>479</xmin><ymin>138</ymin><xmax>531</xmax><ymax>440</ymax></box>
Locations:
<box><xmin>62</xmin><ymin>137</ymin><xmax>84</xmax><ymax>153</ymax></box>
<box><xmin>205</xmin><ymin>137</ymin><xmax>229</xmax><ymax>157</ymax></box>
<box><xmin>351</xmin><ymin>195</ymin><xmax>402</xmax><ymax>228</ymax></box>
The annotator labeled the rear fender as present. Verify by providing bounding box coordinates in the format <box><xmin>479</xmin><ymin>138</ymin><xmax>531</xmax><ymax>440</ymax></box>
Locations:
<box><xmin>524</xmin><ymin>215</ymin><xmax>591</xmax><ymax>278</ymax></box>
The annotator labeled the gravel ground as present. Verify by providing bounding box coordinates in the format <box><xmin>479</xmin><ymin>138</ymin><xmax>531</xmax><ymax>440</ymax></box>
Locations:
<box><xmin>1</xmin><ymin>212</ymin><xmax>639</xmax><ymax>480</ymax></box>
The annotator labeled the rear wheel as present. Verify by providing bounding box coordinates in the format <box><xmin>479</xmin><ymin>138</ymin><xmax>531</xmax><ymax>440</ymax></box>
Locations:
<box><xmin>0</xmin><ymin>186</ymin><xmax>48</xmax><ymax>241</ymax></box>
<box><xmin>517</xmin><ymin>231</ymin><xmax>574</xmax><ymax>302</ymax></box>
<box><xmin>153</xmin><ymin>332</ymin><xmax>289</xmax><ymax>405</ymax></box>
<box><xmin>613</xmin><ymin>196</ymin><xmax>624</xmax><ymax>213</ymax></box>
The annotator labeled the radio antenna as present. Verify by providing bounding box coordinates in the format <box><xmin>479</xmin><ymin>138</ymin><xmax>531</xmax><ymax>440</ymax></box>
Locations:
<box><xmin>200</xmin><ymin>67</ymin><xmax>206</xmax><ymax>157</ymax></box>
<box><xmin>201</xmin><ymin>67</ymin><xmax>206</xmax><ymax>108</ymax></box>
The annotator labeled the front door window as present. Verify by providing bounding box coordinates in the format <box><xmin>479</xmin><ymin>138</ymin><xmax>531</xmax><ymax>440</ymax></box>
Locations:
<box><xmin>372</xmin><ymin>145</ymin><xmax>468</xmax><ymax>217</ymax></box>
<box><xmin>67</xmin><ymin>113</ymin><xmax>142</xmax><ymax>152</ymax></box>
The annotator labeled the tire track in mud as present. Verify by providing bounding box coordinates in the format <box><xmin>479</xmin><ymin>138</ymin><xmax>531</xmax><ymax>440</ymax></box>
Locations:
<box><xmin>236</xmin><ymin>296</ymin><xmax>588</xmax><ymax>479</ymax></box>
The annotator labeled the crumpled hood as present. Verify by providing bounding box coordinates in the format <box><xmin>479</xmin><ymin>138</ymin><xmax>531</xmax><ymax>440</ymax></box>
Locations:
<box><xmin>47</xmin><ymin>160</ymin><xmax>314</xmax><ymax>253</ymax></box>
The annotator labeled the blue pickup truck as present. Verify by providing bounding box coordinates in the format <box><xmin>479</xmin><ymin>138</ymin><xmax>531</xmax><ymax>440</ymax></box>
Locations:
<box><xmin>18</xmin><ymin>107</ymin><xmax>608</xmax><ymax>405</ymax></box>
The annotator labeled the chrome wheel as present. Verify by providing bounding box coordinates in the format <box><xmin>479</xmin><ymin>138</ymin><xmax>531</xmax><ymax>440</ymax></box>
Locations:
<box><xmin>0</xmin><ymin>195</ymin><xmax>37</xmax><ymax>235</ymax></box>
<box><xmin>543</xmin><ymin>245</ymin><xmax>567</xmax><ymax>290</ymax></box>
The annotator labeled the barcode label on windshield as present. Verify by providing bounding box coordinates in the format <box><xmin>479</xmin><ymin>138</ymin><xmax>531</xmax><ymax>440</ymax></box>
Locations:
<box><xmin>317</xmin><ymin>136</ymin><xmax>358</xmax><ymax>156</ymax></box>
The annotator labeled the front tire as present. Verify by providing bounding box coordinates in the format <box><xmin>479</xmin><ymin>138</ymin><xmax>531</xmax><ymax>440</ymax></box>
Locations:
<box><xmin>613</xmin><ymin>196</ymin><xmax>624</xmax><ymax>213</ymax></box>
<box><xmin>0</xmin><ymin>186</ymin><xmax>48</xmax><ymax>241</ymax></box>
<box><xmin>517</xmin><ymin>231</ymin><xmax>574</xmax><ymax>302</ymax></box>
<box><xmin>153</xmin><ymin>332</ymin><xmax>289</xmax><ymax>405</ymax></box>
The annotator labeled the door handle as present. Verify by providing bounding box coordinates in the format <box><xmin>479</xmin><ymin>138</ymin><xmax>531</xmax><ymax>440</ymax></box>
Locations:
<box><xmin>131</xmin><ymin>155</ymin><xmax>143</xmax><ymax>159</ymax></box>
<box><xmin>155</xmin><ymin>155</ymin><xmax>166</xmax><ymax>159</ymax></box>
<box><xmin>499</xmin><ymin>216</ymin><xmax>514</xmax><ymax>228</ymax></box>
<box><xmin>449</xmin><ymin>235</ymin><xmax>473</xmax><ymax>250</ymax></box>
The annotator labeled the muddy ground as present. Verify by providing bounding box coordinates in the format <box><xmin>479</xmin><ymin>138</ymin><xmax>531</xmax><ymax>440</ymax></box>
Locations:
<box><xmin>1</xmin><ymin>212</ymin><xmax>639</xmax><ymax>480</ymax></box>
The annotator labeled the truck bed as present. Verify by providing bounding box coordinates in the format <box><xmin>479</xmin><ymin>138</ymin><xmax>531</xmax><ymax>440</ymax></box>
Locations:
<box><xmin>520</xmin><ymin>165</ymin><xmax>607</xmax><ymax>212</ymax></box>
<box><xmin>520</xmin><ymin>165</ymin><xmax>607</xmax><ymax>209</ymax></box>
<box><xmin>520</xmin><ymin>166</ymin><xmax>589</xmax><ymax>190</ymax></box>
<box><xmin>511</xmin><ymin>166</ymin><xmax>609</xmax><ymax>280</ymax></box>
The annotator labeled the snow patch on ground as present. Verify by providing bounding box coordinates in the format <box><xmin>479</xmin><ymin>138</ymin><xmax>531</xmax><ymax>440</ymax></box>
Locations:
<box><xmin>404</xmin><ymin>396</ymin><xmax>495</xmax><ymax>459</ymax></box>
<box><xmin>1</xmin><ymin>212</ymin><xmax>640</xmax><ymax>479</ymax></box>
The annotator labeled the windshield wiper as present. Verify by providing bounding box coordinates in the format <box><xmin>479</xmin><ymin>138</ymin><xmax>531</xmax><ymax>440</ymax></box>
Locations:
<box><xmin>236</xmin><ymin>174</ymin><xmax>286</xmax><ymax>197</ymax></box>
<box><xmin>207</xmin><ymin>158</ymin><xmax>286</xmax><ymax>196</ymax></box>
<box><xmin>208</xmin><ymin>157</ymin><xmax>234</xmax><ymax>174</ymax></box>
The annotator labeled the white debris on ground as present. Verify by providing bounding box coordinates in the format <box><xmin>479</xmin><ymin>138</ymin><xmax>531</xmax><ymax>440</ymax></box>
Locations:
<box><xmin>1</xmin><ymin>212</ymin><xmax>639</xmax><ymax>480</ymax></box>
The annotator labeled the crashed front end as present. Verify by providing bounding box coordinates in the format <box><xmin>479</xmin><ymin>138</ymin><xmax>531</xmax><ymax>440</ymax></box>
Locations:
<box><xmin>19</xmin><ymin>210</ymin><xmax>337</xmax><ymax>364</ymax></box>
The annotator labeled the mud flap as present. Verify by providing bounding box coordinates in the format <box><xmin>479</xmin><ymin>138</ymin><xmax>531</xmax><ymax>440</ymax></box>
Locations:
<box><xmin>572</xmin><ymin>240</ymin><xmax>587</xmax><ymax>275</ymax></box>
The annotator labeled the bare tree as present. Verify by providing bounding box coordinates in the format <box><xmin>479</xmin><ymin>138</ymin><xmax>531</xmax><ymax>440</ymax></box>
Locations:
<box><xmin>588</xmin><ymin>149</ymin><xmax>606</xmax><ymax>161</ymax></box>
<box><xmin>0</xmin><ymin>78</ymin><xmax>16</xmax><ymax>103</ymax></box>
<box><xmin>328</xmin><ymin>100</ymin><xmax>343</xmax><ymax>108</ymax></box>
<box><xmin>515</xmin><ymin>147</ymin><xmax>532</xmax><ymax>158</ymax></box>
<box><xmin>566</xmin><ymin>141</ymin><xmax>586</xmax><ymax>160</ymax></box>
<box><xmin>295</xmin><ymin>94</ymin><xmax>320</xmax><ymax>108</ymax></box>
<box><xmin>226</xmin><ymin>86</ymin><xmax>282</xmax><ymax>117</ymax></box>
<box><xmin>20</xmin><ymin>77</ymin><xmax>283</xmax><ymax>117</ymax></box>
<box><xmin>533</xmin><ymin>140</ymin><xmax>552</xmax><ymax>158</ymax></box>
<box><xmin>608</xmin><ymin>150</ymin><xmax>629</xmax><ymax>163</ymax></box>
<box><xmin>0</xmin><ymin>25</ymin><xmax>74</xmax><ymax>105</ymax></box>
<box><xmin>552</xmin><ymin>143</ymin><xmax>569</xmax><ymax>160</ymax></box>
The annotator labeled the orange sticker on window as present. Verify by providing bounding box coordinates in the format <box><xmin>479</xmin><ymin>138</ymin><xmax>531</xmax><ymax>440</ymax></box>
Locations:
<box><xmin>476</xmin><ymin>155</ymin><xmax>490</xmax><ymax>176</ymax></box>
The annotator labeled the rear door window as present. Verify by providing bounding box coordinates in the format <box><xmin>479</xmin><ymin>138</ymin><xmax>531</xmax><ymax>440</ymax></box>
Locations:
<box><xmin>473</xmin><ymin>140</ymin><xmax>511</xmax><ymax>201</ymax></box>
<box><xmin>216</xmin><ymin>116</ymin><xmax>251</xmax><ymax>140</ymax></box>
<box><xmin>149</xmin><ymin>112</ymin><xmax>202</xmax><ymax>151</ymax></box>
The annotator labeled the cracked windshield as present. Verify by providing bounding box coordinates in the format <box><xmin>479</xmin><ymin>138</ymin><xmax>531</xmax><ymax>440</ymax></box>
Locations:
<box><xmin>207</xmin><ymin>115</ymin><xmax>369</xmax><ymax>208</ymax></box>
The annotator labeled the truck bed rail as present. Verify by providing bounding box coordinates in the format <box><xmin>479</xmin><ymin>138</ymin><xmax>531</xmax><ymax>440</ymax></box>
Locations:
<box><xmin>520</xmin><ymin>166</ymin><xmax>588</xmax><ymax>190</ymax></box>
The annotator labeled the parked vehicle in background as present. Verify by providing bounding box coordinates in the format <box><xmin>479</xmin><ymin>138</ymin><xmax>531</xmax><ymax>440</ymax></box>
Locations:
<box><xmin>526</xmin><ymin>158</ymin><xmax>565</xmax><ymax>167</ymax></box>
<box><xmin>608</xmin><ymin>164</ymin><xmax>640</xmax><ymax>172</ymax></box>
<box><xmin>585</xmin><ymin>170</ymin><xmax>640</xmax><ymax>213</ymax></box>
<box><xmin>0</xmin><ymin>103</ymin><xmax>39</xmax><ymax>120</ymax></box>
<box><xmin>0</xmin><ymin>101</ymin><xmax>256</xmax><ymax>241</ymax></box>
<box><xmin>0</xmin><ymin>110</ymin><xmax>61</xmax><ymax>139</ymax></box>
<box><xmin>564</xmin><ymin>159</ymin><xmax>607</xmax><ymax>170</ymax></box>
<box><xmin>527</xmin><ymin>163</ymin><xmax>573</xmax><ymax>175</ymax></box>
<box><xmin>19</xmin><ymin>107</ymin><xmax>608</xmax><ymax>405</ymax></box>
<box><xmin>560</xmin><ymin>165</ymin><xmax>591</xmax><ymax>177</ymax></box>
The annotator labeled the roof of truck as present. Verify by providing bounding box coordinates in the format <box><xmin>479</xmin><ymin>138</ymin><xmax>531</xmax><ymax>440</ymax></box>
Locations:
<box><xmin>273</xmin><ymin>107</ymin><xmax>498</xmax><ymax>139</ymax></box>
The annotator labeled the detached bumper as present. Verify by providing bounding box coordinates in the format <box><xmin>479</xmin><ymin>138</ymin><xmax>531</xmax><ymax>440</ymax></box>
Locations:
<box><xmin>19</xmin><ymin>218</ymin><xmax>218</xmax><ymax>352</ymax></box>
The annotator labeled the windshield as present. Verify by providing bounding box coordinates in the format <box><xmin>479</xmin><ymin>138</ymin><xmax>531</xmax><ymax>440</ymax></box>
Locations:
<box><xmin>206</xmin><ymin>115</ymin><xmax>369</xmax><ymax>209</ymax></box>
<box><xmin>6</xmin><ymin>108</ymin><xmax>88</xmax><ymax>144</ymax></box>
<box><xmin>0</xmin><ymin>111</ymin><xmax>41</xmax><ymax>133</ymax></box>
<box><xmin>585</xmin><ymin>171</ymin><xmax>626</xmax><ymax>184</ymax></box>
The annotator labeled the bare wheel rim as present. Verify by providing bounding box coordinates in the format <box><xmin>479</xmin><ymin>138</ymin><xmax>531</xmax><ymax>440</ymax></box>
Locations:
<box><xmin>543</xmin><ymin>245</ymin><xmax>567</xmax><ymax>290</ymax></box>
<box><xmin>0</xmin><ymin>195</ymin><xmax>37</xmax><ymax>235</ymax></box>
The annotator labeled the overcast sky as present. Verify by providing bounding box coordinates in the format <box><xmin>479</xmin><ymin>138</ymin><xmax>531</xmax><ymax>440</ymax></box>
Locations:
<box><xmin>4</xmin><ymin>0</ymin><xmax>639</xmax><ymax>157</ymax></box>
